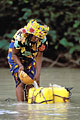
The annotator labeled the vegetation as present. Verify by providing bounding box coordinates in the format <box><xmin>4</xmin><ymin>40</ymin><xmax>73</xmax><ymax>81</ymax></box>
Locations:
<box><xmin>0</xmin><ymin>0</ymin><xmax>80</xmax><ymax>67</ymax></box>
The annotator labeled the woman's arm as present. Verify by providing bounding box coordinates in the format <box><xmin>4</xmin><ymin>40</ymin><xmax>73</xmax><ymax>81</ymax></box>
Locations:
<box><xmin>34</xmin><ymin>51</ymin><xmax>43</xmax><ymax>85</ymax></box>
<box><xmin>12</xmin><ymin>47</ymin><xmax>24</xmax><ymax>73</ymax></box>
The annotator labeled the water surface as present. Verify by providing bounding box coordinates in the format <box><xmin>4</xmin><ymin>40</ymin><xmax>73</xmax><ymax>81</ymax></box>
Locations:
<box><xmin>0</xmin><ymin>68</ymin><xmax>80</xmax><ymax>120</ymax></box>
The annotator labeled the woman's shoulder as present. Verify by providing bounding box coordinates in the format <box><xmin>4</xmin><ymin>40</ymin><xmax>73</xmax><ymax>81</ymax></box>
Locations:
<box><xmin>13</xmin><ymin>28</ymin><xmax>28</xmax><ymax>42</ymax></box>
<box><xmin>13</xmin><ymin>28</ymin><xmax>24</xmax><ymax>39</ymax></box>
<box><xmin>13</xmin><ymin>28</ymin><xmax>28</xmax><ymax>48</ymax></box>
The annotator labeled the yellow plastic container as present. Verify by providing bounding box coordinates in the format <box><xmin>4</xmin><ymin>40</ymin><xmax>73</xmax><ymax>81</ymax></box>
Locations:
<box><xmin>19</xmin><ymin>71</ymin><xmax>34</xmax><ymax>85</ymax></box>
<box><xmin>28</xmin><ymin>87</ymin><xmax>70</xmax><ymax>104</ymax></box>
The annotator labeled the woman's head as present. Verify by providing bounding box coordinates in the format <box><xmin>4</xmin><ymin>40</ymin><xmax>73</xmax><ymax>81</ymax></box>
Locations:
<box><xmin>27</xmin><ymin>34</ymin><xmax>41</xmax><ymax>43</ymax></box>
<box><xmin>24</xmin><ymin>19</ymin><xmax>49</xmax><ymax>39</ymax></box>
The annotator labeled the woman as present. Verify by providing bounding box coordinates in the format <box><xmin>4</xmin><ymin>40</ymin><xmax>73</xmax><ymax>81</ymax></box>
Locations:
<box><xmin>8</xmin><ymin>19</ymin><xmax>49</xmax><ymax>102</ymax></box>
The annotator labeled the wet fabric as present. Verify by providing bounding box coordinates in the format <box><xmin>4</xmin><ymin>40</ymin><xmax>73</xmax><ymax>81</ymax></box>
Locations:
<box><xmin>8</xmin><ymin>41</ymin><xmax>36</xmax><ymax>87</ymax></box>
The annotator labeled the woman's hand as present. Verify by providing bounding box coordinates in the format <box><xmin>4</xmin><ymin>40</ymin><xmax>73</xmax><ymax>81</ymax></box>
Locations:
<box><xmin>12</xmin><ymin>47</ymin><xmax>24</xmax><ymax>74</ymax></box>
<box><xmin>34</xmin><ymin>73</ymin><xmax>40</xmax><ymax>86</ymax></box>
<box><xmin>18</xmin><ymin>65</ymin><xmax>24</xmax><ymax>74</ymax></box>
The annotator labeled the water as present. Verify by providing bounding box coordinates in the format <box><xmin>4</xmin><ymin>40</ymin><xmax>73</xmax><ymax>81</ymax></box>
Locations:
<box><xmin>0</xmin><ymin>68</ymin><xmax>80</xmax><ymax>120</ymax></box>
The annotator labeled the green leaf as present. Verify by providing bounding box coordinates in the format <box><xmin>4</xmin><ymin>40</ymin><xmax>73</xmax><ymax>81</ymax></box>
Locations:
<box><xmin>68</xmin><ymin>42</ymin><xmax>74</xmax><ymax>47</ymax></box>
<box><xmin>44</xmin><ymin>18</ymin><xmax>49</xmax><ymax>24</ymax></box>
<box><xmin>21</xmin><ymin>8</ymin><xmax>28</xmax><ymax>12</ymax></box>
<box><xmin>44</xmin><ymin>12</ymin><xmax>49</xmax><ymax>17</ymax></box>
<box><xmin>75</xmin><ymin>37</ymin><xmax>80</xmax><ymax>42</ymax></box>
<box><xmin>7</xmin><ymin>0</ymin><xmax>13</xmax><ymax>5</ymax></box>
<box><xmin>73</xmin><ymin>20</ymin><xmax>80</xmax><ymax>28</ymax></box>
<box><xmin>23</xmin><ymin>0</ymin><xmax>29</xmax><ymax>3</ymax></box>
<box><xmin>55</xmin><ymin>45</ymin><xmax>58</xmax><ymax>49</ymax></box>
<box><xmin>69</xmin><ymin>45</ymin><xmax>80</xmax><ymax>54</ymax></box>
<box><xmin>49</xmin><ymin>30</ymin><xmax>57</xmax><ymax>42</ymax></box>
<box><xmin>60</xmin><ymin>38</ymin><xmax>74</xmax><ymax>47</ymax></box>
<box><xmin>69</xmin><ymin>47</ymin><xmax>75</xmax><ymax>54</ymax></box>
<box><xmin>60</xmin><ymin>38</ymin><xmax>68</xmax><ymax>47</ymax></box>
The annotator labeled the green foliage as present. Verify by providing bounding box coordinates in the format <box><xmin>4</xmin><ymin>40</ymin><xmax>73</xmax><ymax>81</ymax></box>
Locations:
<box><xmin>4</xmin><ymin>29</ymin><xmax>17</xmax><ymax>39</ymax></box>
<box><xmin>49</xmin><ymin>30</ymin><xmax>57</xmax><ymax>43</ymax></box>
<box><xmin>0</xmin><ymin>40</ymin><xmax>9</xmax><ymax>50</ymax></box>
<box><xmin>0</xmin><ymin>0</ymin><xmax>80</xmax><ymax>59</ymax></box>
<box><xmin>0</xmin><ymin>29</ymin><xmax>16</xmax><ymax>51</ymax></box>
<box><xmin>60</xmin><ymin>38</ymin><xmax>74</xmax><ymax>47</ymax></box>
<box><xmin>19</xmin><ymin>9</ymin><xmax>32</xmax><ymax>21</ymax></box>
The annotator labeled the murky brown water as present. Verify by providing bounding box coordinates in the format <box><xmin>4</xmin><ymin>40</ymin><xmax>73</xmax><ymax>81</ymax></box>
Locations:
<box><xmin>0</xmin><ymin>68</ymin><xmax>80</xmax><ymax>120</ymax></box>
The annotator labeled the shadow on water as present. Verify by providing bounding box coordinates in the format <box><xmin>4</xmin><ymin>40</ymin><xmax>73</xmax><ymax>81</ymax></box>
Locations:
<box><xmin>0</xmin><ymin>68</ymin><xmax>80</xmax><ymax>120</ymax></box>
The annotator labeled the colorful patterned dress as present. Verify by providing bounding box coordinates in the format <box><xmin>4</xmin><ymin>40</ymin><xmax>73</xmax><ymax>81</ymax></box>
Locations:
<box><xmin>8</xmin><ymin>28</ymin><xmax>48</xmax><ymax>87</ymax></box>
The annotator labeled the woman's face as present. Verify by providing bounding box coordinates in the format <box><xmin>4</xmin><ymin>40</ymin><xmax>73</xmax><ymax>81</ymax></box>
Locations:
<box><xmin>31</xmin><ymin>35</ymin><xmax>41</xmax><ymax>42</ymax></box>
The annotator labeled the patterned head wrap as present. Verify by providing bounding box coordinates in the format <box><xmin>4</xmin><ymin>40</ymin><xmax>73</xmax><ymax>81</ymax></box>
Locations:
<box><xmin>24</xmin><ymin>19</ymin><xmax>49</xmax><ymax>39</ymax></box>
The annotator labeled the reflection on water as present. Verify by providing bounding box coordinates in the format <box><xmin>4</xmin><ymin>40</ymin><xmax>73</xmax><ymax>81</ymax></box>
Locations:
<box><xmin>15</xmin><ymin>103</ymin><xmax>69</xmax><ymax>120</ymax></box>
<box><xmin>0</xmin><ymin>101</ymin><xmax>69</xmax><ymax>120</ymax></box>
<box><xmin>0</xmin><ymin>101</ymin><xmax>80</xmax><ymax>120</ymax></box>
<box><xmin>0</xmin><ymin>68</ymin><xmax>80</xmax><ymax>120</ymax></box>
<box><xmin>27</xmin><ymin>103</ymin><xmax>69</xmax><ymax>120</ymax></box>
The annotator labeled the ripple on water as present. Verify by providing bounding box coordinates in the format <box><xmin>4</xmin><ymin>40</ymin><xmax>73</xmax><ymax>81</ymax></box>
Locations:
<box><xmin>0</xmin><ymin>110</ymin><xmax>19</xmax><ymax>115</ymax></box>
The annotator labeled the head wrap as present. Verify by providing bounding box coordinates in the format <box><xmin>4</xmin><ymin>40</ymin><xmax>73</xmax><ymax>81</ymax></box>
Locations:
<box><xmin>24</xmin><ymin>19</ymin><xmax>49</xmax><ymax>39</ymax></box>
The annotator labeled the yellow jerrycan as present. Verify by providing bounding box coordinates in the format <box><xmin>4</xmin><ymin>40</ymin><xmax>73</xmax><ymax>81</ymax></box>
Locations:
<box><xmin>28</xmin><ymin>85</ymin><xmax>72</xmax><ymax>104</ymax></box>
